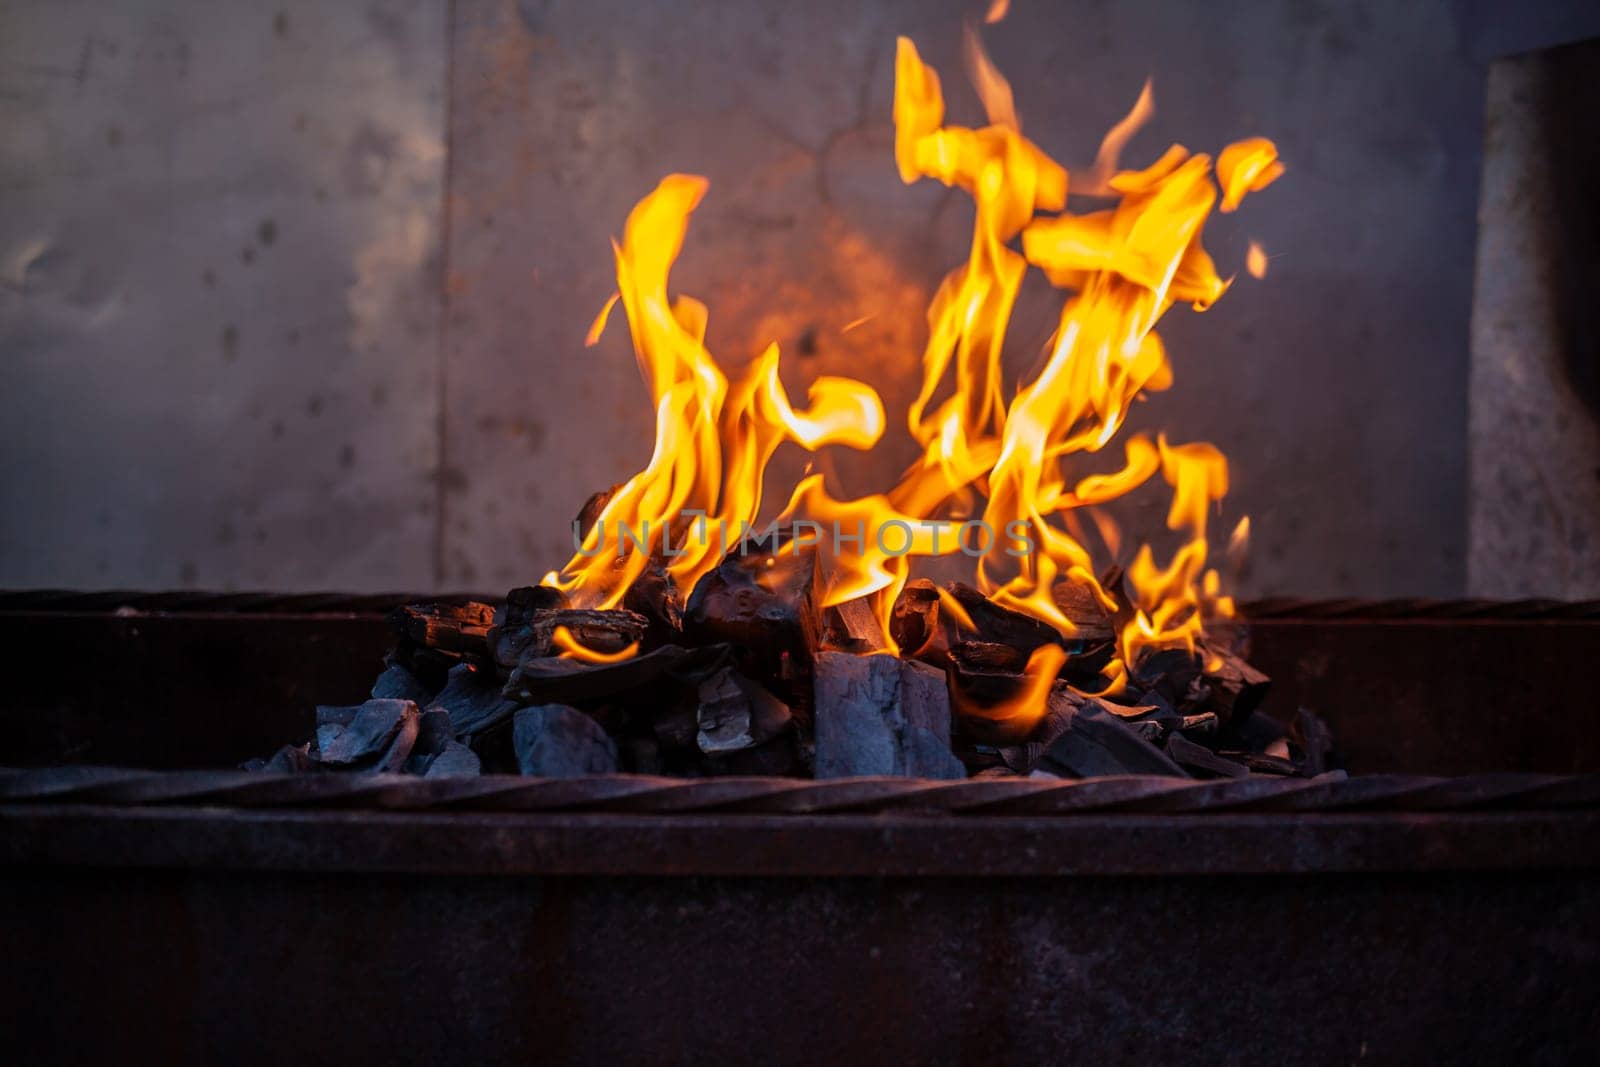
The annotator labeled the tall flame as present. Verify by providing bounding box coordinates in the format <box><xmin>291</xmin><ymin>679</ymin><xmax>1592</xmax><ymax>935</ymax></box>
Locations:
<box><xmin>543</xmin><ymin>174</ymin><xmax>886</xmax><ymax>609</ymax></box>
<box><xmin>545</xmin><ymin>28</ymin><xmax>1279</xmax><ymax>695</ymax></box>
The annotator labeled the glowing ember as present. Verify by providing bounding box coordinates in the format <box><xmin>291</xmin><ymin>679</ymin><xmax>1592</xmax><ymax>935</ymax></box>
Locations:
<box><xmin>542</xmin><ymin>25</ymin><xmax>1281</xmax><ymax>718</ymax></box>
<box><xmin>1246</xmin><ymin>240</ymin><xmax>1269</xmax><ymax>279</ymax></box>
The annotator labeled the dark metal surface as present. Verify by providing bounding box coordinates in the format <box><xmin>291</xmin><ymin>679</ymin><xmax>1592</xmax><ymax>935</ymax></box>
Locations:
<box><xmin>5</xmin><ymin>804</ymin><xmax>1599</xmax><ymax>879</ymax></box>
<box><xmin>3</xmin><ymin>865</ymin><xmax>1594</xmax><ymax>1066</ymax></box>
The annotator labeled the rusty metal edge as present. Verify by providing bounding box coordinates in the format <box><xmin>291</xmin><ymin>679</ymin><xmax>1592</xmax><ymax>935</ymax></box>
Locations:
<box><xmin>6</xmin><ymin>768</ymin><xmax>1600</xmax><ymax>815</ymax></box>
<box><xmin>5</xmin><ymin>590</ymin><xmax>1600</xmax><ymax>620</ymax></box>
<box><xmin>3</xmin><ymin>805</ymin><xmax>1597</xmax><ymax>878</ymax></box>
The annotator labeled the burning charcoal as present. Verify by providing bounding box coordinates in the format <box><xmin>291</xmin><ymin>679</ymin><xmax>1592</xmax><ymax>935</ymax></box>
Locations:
<box><xmin>389</xmin><ymin>601</ymin><xmax>497</xmax><ymax>659</ymax></box>
<box><xmin>430</xmin><ymin>662</ymin><xmax>519</xmax><ymax>736</ymax></box>
<box><xmin>369</xmin><ymin>703</ymin><xmax>421</xmax><ymax>774</ymax></box>
<box><xmin>1164</xmin><ymin>733</ymin><xmax>1249</xmax><ymax>779</ymax></box>
<box><xmin>683</xmin><ymin>539</ymin><xmax>821</xmax><ymax>692</ymax></box>
<box><xmin>317</xmin><ymin>699</ymin><xmax>416</xmax><ymax>766</ymax></box>
<box><xmin>264</xmin><ymin>743</ymin><xmax>312</xmax><ymax>774</ymax></box>
<box><xmin>944</xmin><ymin>582</ymin><xmax>1066</xmax><ymax>657</ymax></box>
<box><xmin>488</xmin><ymin>585</ymin><xmax>571</xmax><ymax>668</ymax></box>
<box><xmin>820</xmin><ymin>596</ymin><xmax>888</xmax><ymax>654</ymax></box>
<box><xmin>371</xmin><ymin>662</ymin><xmax>433</xmax><ymax>706</ymax></box>
<box><xmin>1131</xmin><ymin>647</ymin><xmax>1210</xmax><ymax>711</ymax></box>
<box><xmin>531</xmin><ymin>608</ymin><xmax>650</xmax><ymax>659</ymax></box>
<box><xmin>504</xmin><ymin>643</ymin><xmax>722</xmax><ymax>706</ymax></box>
<box><xmin>813</xmin><ymin>652</ymin><xmax>964</xmax><ymax>779</ymax></box>
<box><xmin>1051</xmin><ymin>580</ymin><xmax>1116</xmax><ymax>644</ymax></box>
<box><xmin>950</xmin><ymin>640</ymin><xmax>1030</xmax><ymax>674</ymax></box>
<box><xmin>1034</xmin><ymin>694</ymin><xmax>1189</xmax><ymax>779</ymax></box>
<box><xmin>1292</xmin><ymin>706</ymin><xmax>1337</xmax><ymax>776</ymax></box>
<box><xmin>575</xmin><ymin>483</ymin><xmax>622</xmax><ymax>539</ymax></box>
<box><xmin>512</xmin><ymin>704</ymin><xmax>618</xmax><ymax>776</ymax></box>
<box><xmin>696</xmin><ymin>667</ymin><xmax>792</xmax><ymax>756</ymax></box>
<box><xmin>623</xmin><ymin>558</ymin><xmax>685</xmax><ymax>646</ymax></box>
<box><xmin>890</xmin><ymin>579</ymin><xmax>944</xmax><ymax>658</ymax></box>
<box><xmin>1198</xmin><ymin>641</ymin><xmax>1271</xmax><ymax>722</ymax></box>
<box><xmin>994</xmin><ymin>692</ymin><xmax>1079</xmax><ymax>774</ymax></box>
<box><xmin>946</xmin><ymin>647</ymin><xmax>1064</xmax><ymax>746</ymax></box>
<box><xmin>423</xmin><ymin>740</ymin><xmax>481</xmax><ymax>778</ymax></box>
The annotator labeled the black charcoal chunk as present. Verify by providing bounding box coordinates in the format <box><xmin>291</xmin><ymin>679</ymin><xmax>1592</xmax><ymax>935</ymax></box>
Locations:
<box><xmin>813</xmin><ymin>652</ymin><xmax>964</xmax><ymax>779</ymax></box>
<box><xmin>1128</xmin><ymin>720</ymin><xmax>1168</xmax><ymax>745</ymax></box>
<box><xmin>368</xmin><ymin>703</ymin><xmax>421</xmax><ymax>774</ymax></box>
<box><xmin>683</xmin><ymin>538</ymin><xmax>820</xmax><ymax>689</ymax></box>
<box><xmin>415</xmin><ymin>707</ymin><xmax>454</xmax><ymax>755</ymax></box>
<box><xmin>431</xmin><ymin>662</ymin><xmax>519</xmax><ymax>736</ymax></box>
<box><xmin>1199</xmin><ymin>643</ymin><xmax>1271</xmax><ymax>722</ymax></box>
<box><xmin>1292</xmin><ymin>706</ymin><xmax>1337</xmax><ymax>776</ymax></box>
<box><xmin>504</xmin><ymin>643</ymin><xmax>724</xmax><ymax>706</ymax></box>
<box><xmin>371</xmin><ymin>662</ymin><xmax>433</xmax><ymax>706</ymax></box>
<box><xmin>317</xmin><ymin>699</ymin><xmax>415</xmax><ymax>766</ymax></box>
<box><xmin>1035</xmin><ymin>697</ymin><xmax>1189</xmax><ymax>779</ymax></box>
<box><xmin>696</xmin><ymin>667</ymin><xmax>792</xmax><ymax>755</ymax></box>
<box><xmin>902</xmin><ymin>726</ymin><xmax>967</xmax><ymax>780</ymax></box>
<box><xmin>314</xmin><ymin>703</ymin><xmax>358</xmax><ymax>755</ymax></box>
<box><xmin>944</xmin><ymin>581</ymin><xmax>1068</xmax><ymax>657</ymax></box>
<box><xmin>1164</xmin><ymin>733</ymin><xmax>1249</xmax><ymax>779</ymax></box>
<box><xmin>388</xmin><ymin>601</ymin><xmax>497</xmax><ymax>658</ymax></box>
<box><xmin>513</xmin><ymin>704</ymin><xmax>618</xmax><ymax>776</ymax></box>
<box><xmin>423</xmin><ymin>740</ymin><xmax>481</xmax><ymax>778</ymax></box>
<box><xmin>1132</xmin><ymin>647</ymin><xmax>1209</xmax><ymax>710</ymax></box>
<box><xmin>1234</xmin><ymin>752</ymin><xmax>1299</xmax><ymax>776</ymax></box>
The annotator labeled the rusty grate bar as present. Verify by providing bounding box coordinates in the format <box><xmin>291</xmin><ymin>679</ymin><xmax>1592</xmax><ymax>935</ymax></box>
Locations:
<box><xmin>4</xmin><ymin>766</ymin><xmax>1598</xmax><ymax>815</ymax></box>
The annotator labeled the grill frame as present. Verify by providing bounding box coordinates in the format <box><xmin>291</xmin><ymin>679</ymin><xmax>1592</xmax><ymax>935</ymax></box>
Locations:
<box><xmin>3</xmin><ymin>593</ymin><xmax>1599</xmax><ymax>1064</ymax></box>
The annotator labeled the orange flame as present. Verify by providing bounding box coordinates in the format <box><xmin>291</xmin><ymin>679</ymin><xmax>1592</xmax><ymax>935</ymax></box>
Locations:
<box><xmin>951</xmin><ymin>643</ymin><xmax>1066</xmax><ymax>737</ymax></box>
<box><xmin>544</xmin><ymin>175</ymin><xmax>885</xmax><ymax>612</ymax></box>
<box><xmin>1217</xmin><ymin>137</ymin><xmax>1284</xmax><ymax>213</ymax></box>
<box><xmin>552</xmin><ymin>625</ymin><xmax>640</xmax><ymax>664</ymax></box>
<box><xmin>546</xmin><ymin>30</ymin><xmax>1278</xmax><ymax>691</ymax></box>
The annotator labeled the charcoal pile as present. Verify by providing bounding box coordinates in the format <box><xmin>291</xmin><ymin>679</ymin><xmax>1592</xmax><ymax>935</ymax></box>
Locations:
<box><xmin>248</xmin><ymin>543</ymin><xmax>1339</xmax><ymax>782</ymax></box>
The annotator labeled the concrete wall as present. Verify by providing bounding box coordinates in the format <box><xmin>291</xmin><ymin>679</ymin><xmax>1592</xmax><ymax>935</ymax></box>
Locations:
<box><xmin>1</xmin><ymin>0</ymin><xmax>1596</xmax><ymax>597</ymax></box>
<box><xmin>0</xmin><ymin>0</ymin><xmax>447</xmax><ymax>591</ymax></box>
<box><xmin>1468</xmin><ymin>40</ymin><xmax>1600</xmax><ymax>598</ymax></box>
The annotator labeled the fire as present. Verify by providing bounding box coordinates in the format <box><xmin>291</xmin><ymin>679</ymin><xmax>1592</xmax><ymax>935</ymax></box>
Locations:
<box><xmin>951</xmin><ymin>643</ymin><xmax>1067</xmax><ymax>736</ymax></box>
<box><xmin>542</xmin><ymin>174</ymin><xmax>886</xmax><ymax>612</ymax></box>
<box><xmin>552</xmin><ymin>625</ymin><xmax>639</xmax><ymax>665</ymax></box>
<box><xmin>542</xmin><ymin>25</ymin><xmax>1279</xmax><ymax>699</ymax></box>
